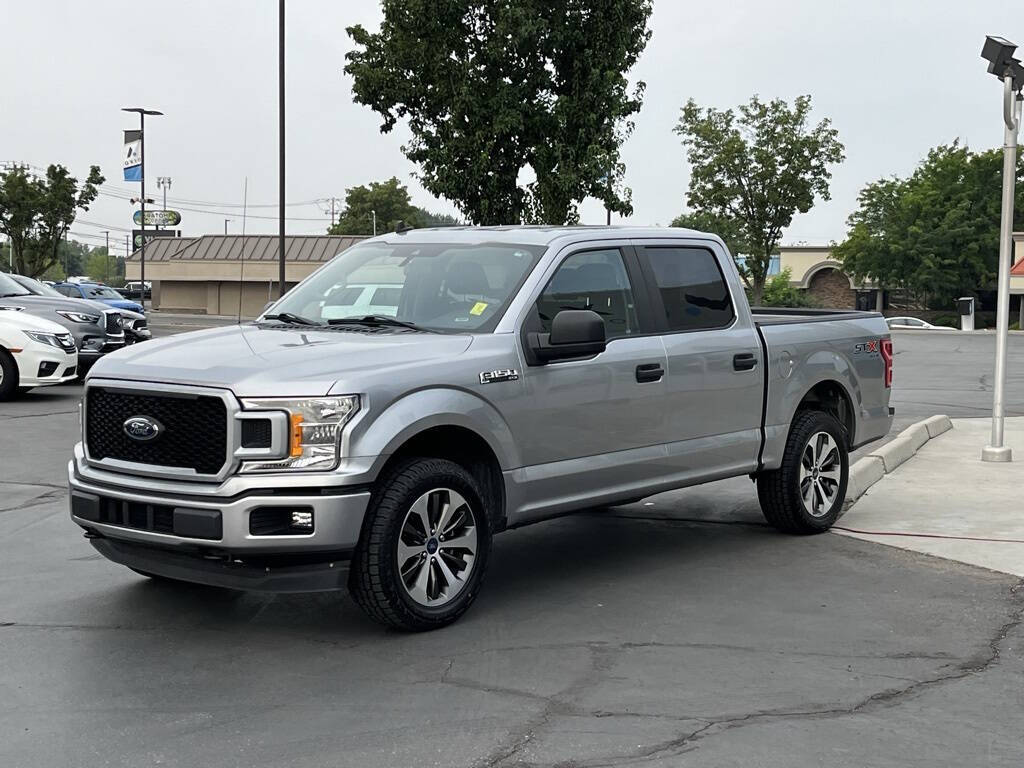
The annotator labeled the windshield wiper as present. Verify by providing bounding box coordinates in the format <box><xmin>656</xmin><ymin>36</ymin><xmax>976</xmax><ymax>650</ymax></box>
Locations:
<box><xmin>261</xmin><ymin>312</ymin><xmax>321</xmax><ymax>326</ymax></box>
<box><xmin>326</xmin><ymin>314</ymin><xmax>435</xmax><ymax>332</ymax></box>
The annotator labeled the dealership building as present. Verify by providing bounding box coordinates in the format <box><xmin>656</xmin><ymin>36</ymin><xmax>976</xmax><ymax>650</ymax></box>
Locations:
<box><xmin>125</xmin><ymin>235</ymin><xmax>365</xmax><ymax>316</ymax></box>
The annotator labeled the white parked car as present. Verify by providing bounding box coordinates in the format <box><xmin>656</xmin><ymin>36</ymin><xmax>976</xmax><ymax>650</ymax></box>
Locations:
<box><xmin>319</xmin><ymin>283</ymin><xmax>403</xmax><ymax>319</ymax></box>
<box><xmin>886</xmin><ymin>316</ymin><xmax>942</xmax><ymax>330</ymax></box>
<box><xmin>0</xmin><ymin>309</ymin><xmax>79</xmax><ymax>400</ymax></box>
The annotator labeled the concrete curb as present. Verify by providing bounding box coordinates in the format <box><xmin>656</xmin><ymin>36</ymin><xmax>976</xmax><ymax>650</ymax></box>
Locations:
<box><xmin>843</xmin><ymin>415</ymin><xmax>953</xmax><ymax>508</ymax></box>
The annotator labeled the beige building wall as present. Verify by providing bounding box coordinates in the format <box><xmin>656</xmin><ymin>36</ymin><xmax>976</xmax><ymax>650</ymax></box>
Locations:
<box><xmin>778</xmin><ymin>248</ymin><xmax>836</xmax><ymax>283</ymax></box>
<box><xmin>126</xmin><ymin>260</ymin><xmax>322</xmax><ymax>315</ymax></box>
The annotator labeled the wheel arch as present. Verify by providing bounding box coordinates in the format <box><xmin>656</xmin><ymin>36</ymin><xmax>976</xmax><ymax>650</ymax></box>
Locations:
<box><xmin>793</xmin><ymin>379</ymin><xmax>856</xmax><ymax>448</ymax></box>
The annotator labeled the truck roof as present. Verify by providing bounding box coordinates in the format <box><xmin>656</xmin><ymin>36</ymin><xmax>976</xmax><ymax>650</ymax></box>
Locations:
<box><xmin>368</xmin><ymin>225</ymin><xmax>719</xmax><ymax>248</ymax></box>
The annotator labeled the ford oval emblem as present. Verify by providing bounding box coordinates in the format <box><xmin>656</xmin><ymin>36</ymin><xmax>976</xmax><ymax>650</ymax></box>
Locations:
<box><xmin>123</xmin><ymin>416</ymin><xmax>163</xmax><ymax>442</ymax></box>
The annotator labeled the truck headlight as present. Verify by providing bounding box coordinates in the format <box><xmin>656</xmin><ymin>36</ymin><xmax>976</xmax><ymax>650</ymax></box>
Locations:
<box><xmin>238</xmin><ymin>396</ymin><xmax>359</xmax><ymax>472</ymax></box>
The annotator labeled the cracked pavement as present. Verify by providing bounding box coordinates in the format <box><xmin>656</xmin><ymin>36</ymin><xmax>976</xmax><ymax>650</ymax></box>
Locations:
<box><xmin>2</xmin><ymin>332</ymin><xmax>1024</xmax><ymax>767</ymax></box>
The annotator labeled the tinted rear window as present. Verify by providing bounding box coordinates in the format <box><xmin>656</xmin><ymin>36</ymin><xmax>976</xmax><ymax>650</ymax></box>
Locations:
<box><xmin>643</xmin><ymin>247</ymin><xmax>734</xmax><ymax>332</ymax></box>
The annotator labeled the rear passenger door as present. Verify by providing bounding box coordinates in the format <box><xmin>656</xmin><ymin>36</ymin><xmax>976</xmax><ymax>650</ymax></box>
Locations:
<box><xmin>633</xmin><ymin>241</ymin><xmax>763</xmax><ymax>474</ymax></box>
<box><xmin>512</xmin><ymin>244</ymin><xmax>669</xmax><ymax>470</ymax></box>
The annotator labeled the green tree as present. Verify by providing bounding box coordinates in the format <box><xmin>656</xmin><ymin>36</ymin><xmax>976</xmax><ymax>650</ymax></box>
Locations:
<box><xmin>84</xmin><ymin>246</ymin><xmax>124</xmax><ymax>283</ymax></box>
<box><xmin>836</xmin><ymin>142</ymin><xmax>1024</xmax><ymax>308</ymax></box>
<box><xmin>675</xmin><ymin>95</ymin><xmax>845</xmax><ymax>304</ymax></box>
<box><xmin>328</xmin><ymin>177</ymin><xmax>423</xmax><ymax>235</ymax></box>
<box><xmin>345</xmin><ymin>0</ymin><xmax>652</xmax><ymax>225</ymax></box>
<box><xmin>414</xmin><ymin>208</ymin><xmax>462</xmax><ymax>227</ymax></box>
<box><xmin>758</xmin><ymin>267</ymin><xmax>819</xmax><ymax>308</ymax></box>
<box><xmin>0</xmin><ymin>164</ymin><xmax>104</xmax><ymax>278</ymax></box>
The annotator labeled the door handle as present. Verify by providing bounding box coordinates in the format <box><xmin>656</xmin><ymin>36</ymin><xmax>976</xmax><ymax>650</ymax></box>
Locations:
<box><xmin>733</xmin><ymin>353</ymin><xmax>758</xmax><ymax>371</ymax></box>
<box><xmin>635</xmin><ymin>363</ymin><xmax>664</xmax><ymax>383</ymax></box>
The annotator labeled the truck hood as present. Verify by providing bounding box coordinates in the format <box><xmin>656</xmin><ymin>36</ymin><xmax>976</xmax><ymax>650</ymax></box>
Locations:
<box><xmin>86</xmin><ymin>323</ymin><xmax>475</xmax><ymax>397</ymax></box>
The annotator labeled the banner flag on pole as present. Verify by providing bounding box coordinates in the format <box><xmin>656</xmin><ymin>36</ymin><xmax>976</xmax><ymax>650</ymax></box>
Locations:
<box><xmin>123</xmin><ymin>129</ymin><xmax>142</xmax><ymax>182</ymax></box>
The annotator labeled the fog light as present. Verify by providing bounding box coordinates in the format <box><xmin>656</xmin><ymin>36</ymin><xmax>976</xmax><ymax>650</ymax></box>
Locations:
<box><xmin>290</xmin><ymin>510</ymin><xmax>313</xmax><ymax>530</ymax></box>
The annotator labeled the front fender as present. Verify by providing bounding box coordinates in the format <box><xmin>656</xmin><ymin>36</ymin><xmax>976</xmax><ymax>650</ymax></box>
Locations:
<box><xmin>348</xmin><ymin>387</ymin><xmax>520</xmax><ymax>476</ymax></box>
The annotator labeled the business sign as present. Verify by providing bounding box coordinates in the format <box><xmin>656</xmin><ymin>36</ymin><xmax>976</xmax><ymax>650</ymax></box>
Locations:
<box><xmin>123</xmin><ymin>129</ymin><xmax>142</xmax><ymax>182</ymax></box>
<box><xmin>133</xmin><ymin>209</ymin><xmax>182</xmax><ymax>227</ymax></box>
<box><xmin>132</xmin><ymin>229</ymin><xmax>178</xmax><ymax>248</ymax></box>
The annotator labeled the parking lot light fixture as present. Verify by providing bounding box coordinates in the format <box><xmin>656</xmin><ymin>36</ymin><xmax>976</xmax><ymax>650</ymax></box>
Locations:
<box><xmin>121</xmin><ymin>107</ymin><xmax>163</xmax><ymax>311</ymax></box>
<box><xmin>980</xmin><ymin>37</ymin><xmax>1023</xmax><ymax>463</ymax></box>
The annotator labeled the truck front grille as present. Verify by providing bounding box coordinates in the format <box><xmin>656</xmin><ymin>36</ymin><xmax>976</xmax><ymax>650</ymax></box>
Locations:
<box><xmin>85</xmin><ymin>387</ymin><xmax>228</xmax><ymax>476</ymax></box>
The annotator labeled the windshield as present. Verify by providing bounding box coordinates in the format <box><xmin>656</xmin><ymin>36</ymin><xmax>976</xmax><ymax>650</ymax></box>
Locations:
<box><xmin>0</xmin><ymin>272</ymin><xmax>31</xmax><ymax>298</ymax></box>
<box><xmin>11</xmin><ymin>274</ymin><xmax>62</xmax><ymax>297</ymax></box>
<box><xmin>83</xmin><ymin>285</ymin><xmax>122</xmax><ymax>299</ymax></box>
<box><xmin>267</xmin><ymin>241</ymin><xmax>543</xmax><ymax>332</ymax></box>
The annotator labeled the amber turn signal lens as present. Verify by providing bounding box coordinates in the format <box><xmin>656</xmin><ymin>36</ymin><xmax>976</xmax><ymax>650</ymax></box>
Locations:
<box><xmin>289</xmin><ymin>413</ymin><xmax>304</xmax><ymax>457</ymax></box>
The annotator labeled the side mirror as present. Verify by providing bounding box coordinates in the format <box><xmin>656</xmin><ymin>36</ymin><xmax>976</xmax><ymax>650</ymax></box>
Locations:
<box><xmin>528</xmin><ymin>309</ymin><xmax>606</xmax><ymax>363</ymax></box>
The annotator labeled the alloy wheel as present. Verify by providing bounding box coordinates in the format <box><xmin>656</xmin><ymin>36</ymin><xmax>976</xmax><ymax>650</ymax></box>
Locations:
<box><xmin>397</xmin><ymin>487</ymin><xmax>478</xmax><ymax>607</ymax></box>
<box><xmin>799</xmin><ymin>431</ymin><xmax>841</xmax><ymax>517</ymax></box>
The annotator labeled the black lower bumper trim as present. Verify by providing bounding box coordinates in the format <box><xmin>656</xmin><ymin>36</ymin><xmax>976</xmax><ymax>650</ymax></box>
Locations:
<box><xmin>90</xmin><ymin>537</ymin><xmax>351</xmax><ymax>593</ymax></box>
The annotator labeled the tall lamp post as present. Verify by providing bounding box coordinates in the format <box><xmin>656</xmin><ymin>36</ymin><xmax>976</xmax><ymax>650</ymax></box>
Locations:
<box><xmin>122</xmin><ymin>107</ymin><xmax>163</xmax><ymax>310</ymax></box>
<box><xmin>278</xmin><ymin>0</ymin><xmax>286</xmax><ymax>297</ymax></box>
<box><xmin>980</xmin><ymin>37</ymin><xmax>1024</xmax><ymax>463</ymax></box>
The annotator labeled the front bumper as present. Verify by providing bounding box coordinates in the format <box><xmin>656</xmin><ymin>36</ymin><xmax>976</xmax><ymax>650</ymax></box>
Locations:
<box><xmin>68</xmin><ymin>454</ymin><xmax>372</xmax><ymax>592</ymax></box>
<box><xmin>13</xmin><ymin>345</ymin><xmax>78</xmax><ymax>387</ymax></box>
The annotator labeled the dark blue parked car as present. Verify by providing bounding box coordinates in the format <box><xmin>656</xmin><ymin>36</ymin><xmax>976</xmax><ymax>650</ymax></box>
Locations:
<box><xmin>54</xmin><ymin>282</ymin><xmax>145</xmax><ymax>314</ymax></box>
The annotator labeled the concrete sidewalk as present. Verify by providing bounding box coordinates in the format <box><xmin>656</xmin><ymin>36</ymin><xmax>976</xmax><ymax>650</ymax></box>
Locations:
<box><xmin>837</xmin><ymin>416</ymin><xmax>1024</xmax><ymax>577</ymax></box>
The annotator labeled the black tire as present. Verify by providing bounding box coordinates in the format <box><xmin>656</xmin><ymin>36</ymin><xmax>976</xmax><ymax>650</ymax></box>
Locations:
<box><xmin>757</xmin><ymin>410</ymin><xmax>849</xmax><ymax>534</ymax></box>
<box><xmin>349</xmin><ymin>458</ymin><xmax>492</xmax><ymax>631</ymax></box>
<box><xmin>0</xmin><ymin>349</ymin><xmax>19</xmax><ymax>401</ymax></box>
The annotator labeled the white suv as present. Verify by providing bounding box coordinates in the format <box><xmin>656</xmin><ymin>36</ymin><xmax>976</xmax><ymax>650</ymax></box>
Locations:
<box><xmin>0</xmin><ymin>309</ymin><xmax>79</xmax><ymax>399</ymax></box>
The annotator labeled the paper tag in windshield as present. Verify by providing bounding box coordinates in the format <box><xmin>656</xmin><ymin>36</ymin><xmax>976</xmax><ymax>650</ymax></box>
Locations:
<box><xmin>470</xmin><ymin>302</ymin><xmax>488</xmax><ymax>316</ymax></box>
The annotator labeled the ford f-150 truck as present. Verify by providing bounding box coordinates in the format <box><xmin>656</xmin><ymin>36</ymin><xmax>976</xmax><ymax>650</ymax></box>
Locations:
<box><xmin>69</xmin><ymin>227</ymin><xmax>893</xmax><ymax>630</ymax></box>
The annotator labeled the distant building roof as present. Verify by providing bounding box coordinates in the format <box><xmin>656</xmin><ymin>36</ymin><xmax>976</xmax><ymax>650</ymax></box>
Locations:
<box><xmin>127</xmin><ymin>234</ymin><xmax>366</xmax><ymax>263</ymax></box>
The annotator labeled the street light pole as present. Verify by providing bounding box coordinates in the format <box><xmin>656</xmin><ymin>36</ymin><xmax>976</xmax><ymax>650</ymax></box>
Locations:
<box><xmin>278</xmin><ymin>0</ymin><xmax>286</xmax><ymax>297</ymax></box>
<box><xmin>122</xmin><ymin>107</ymin><xmax>163</xmax><ymax>311</ymax></box>
<box><xmin>983</xmin><ymin>78</ymin><xmax>1022</xmax><ymax>462</ymax></box>
<box><xmin>980</xmin><ymin>38</ymin><xmax>1024</xmax><ymax>462</ymax></box>
<box><xmin>224</xmin><ymin>219</ymin><xmax>231</xmax><ymax>235</ymax></box>
<box><xmin>372</xmin><ymin>209</ymin><xmax>377</xmax><ymax>236</ymax></box>
<box><xmin>103</xmin><ymin>231</ymin><xmax>110</xmax><ymax>282</ymax></box>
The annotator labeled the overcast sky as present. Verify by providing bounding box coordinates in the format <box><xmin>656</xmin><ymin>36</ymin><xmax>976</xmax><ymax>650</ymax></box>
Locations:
<box><xmin>2</xmin><ymin>1</ymin><xmax>1021</xmax><ymax>257</ymax></box>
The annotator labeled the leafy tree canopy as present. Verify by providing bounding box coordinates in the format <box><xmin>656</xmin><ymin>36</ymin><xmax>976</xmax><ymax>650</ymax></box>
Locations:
<box><xmin>835</xmin><ymin>142</ymin><xmax>1024</xmax><ymax>308</ymax></box>
<box><xmin>0</xmin><ymin>164</ymin><xmax>104</xmax><ymax>278</ymax></box>
<box><xmin>328</xmin><ymin>177</ymin><xmax>422</xmax><ymax>235</ymax></box>
<box><xmin>675</xmin><ymin>95</ymin><xmax>844</xmax><ymax>304</ymax></box>
<box><xmin>345</xmin><ymin>0</ymin><xmax>652</xmax><ymax>225</ymax></box>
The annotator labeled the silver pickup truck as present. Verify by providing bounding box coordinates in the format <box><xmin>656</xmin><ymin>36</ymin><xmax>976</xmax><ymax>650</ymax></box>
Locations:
<box><xmin>69</xmin><ymin>227</ymin><xmax>893</xmax><ymax>630</ymax></box>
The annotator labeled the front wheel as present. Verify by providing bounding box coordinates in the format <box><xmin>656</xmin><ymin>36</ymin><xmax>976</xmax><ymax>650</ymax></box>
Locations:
<box><xmin>349</xmin><ymin>458</ymin><xmax>491</xmax><ymax>631</ymax></box>
<box><xmin>0</xmin><ymin>350</ymin><xmax>19</xmax><ymax>401</ymax></box>
<box><xmin>757</xmin><ymin>410</ymin><xmax>849</xmax><ymax>534</ymax></box>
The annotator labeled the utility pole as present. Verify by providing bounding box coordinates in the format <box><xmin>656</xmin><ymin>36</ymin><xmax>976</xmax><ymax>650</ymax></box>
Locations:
<box><xmin>103</xmin><ymin>231</ymin><xmax>110</xmax><ymax>282</ymax></box>
<box><xmin>157</xmin><ymin>176</ymin><xmax>172</xmax><ymax>211</ymax></box>
<box><xmin>278</xmin><ymin>0</ymin><xmax>286</xmax><ymax>297</ymax></box>
<box><xmin>122</xmin><ymin>107</ymin><xmax>163</xmax><ymax>310</ymax></box>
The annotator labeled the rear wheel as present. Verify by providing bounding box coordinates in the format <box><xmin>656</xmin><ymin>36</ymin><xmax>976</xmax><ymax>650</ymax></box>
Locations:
<box><xmin>757</xmin><ymin>410</ymin><xmax>848</xmax><ymax>534</ymax></box>
<box><xmin>0</xmin><ymin>350</ymin><xmax>19</xmax><ymax>401</ymax></box>
<box><xmin>349</xmin><ymin>458</ymin><xmax>491</xmax><ymax>631</ymax></box>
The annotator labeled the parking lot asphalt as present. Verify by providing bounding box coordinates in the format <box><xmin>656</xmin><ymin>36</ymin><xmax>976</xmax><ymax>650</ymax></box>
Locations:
<box><xmin>2</xmin><ymin>328</ymin><xmax>1023</xmax><ymax>768</ymax></box>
